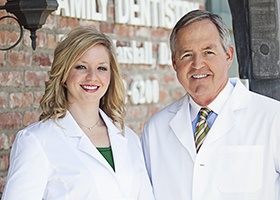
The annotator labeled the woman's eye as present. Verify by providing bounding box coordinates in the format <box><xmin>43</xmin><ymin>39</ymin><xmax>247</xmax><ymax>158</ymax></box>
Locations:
<box><xmin>74</xmin><ymin>65</ymin><xmax>86</xmax><ymax>70</ymax></box>
<box><xmin>97</xmin><ymin>66</ymin><xmax>108</xmax><ymax>71</ymax></box>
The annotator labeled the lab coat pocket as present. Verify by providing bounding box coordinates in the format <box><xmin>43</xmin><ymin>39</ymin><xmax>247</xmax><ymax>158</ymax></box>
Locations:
<box><xmin>216</xmin><ymin>145</ymin><xmax>263</xmax><ymax>193</ymax></box>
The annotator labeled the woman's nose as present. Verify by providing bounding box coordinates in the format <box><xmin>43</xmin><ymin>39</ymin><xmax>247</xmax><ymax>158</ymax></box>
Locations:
<box><xmin>86</xmin><ymin>69</ymin><xmax>97</xmax><ymax>80</ymax></box>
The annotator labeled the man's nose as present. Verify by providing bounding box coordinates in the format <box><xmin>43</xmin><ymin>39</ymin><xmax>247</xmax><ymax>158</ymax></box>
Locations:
<box><xmin>192</xmin><ymin>54</ymin><xmax>205</xmax><ymax>69</ymax></box>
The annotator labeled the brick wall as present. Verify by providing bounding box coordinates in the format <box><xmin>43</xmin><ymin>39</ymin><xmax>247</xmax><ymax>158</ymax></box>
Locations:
<box><xmin>0</xmin><ymin>0</ymin><xmax>205</xmax><ymax>196</ymax></box>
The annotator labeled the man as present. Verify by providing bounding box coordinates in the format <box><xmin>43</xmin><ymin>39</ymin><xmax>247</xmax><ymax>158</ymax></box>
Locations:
<box><xmin>141</xmin><ymin>9</ymin><xmax>280</xmax><ymax>200</ymax></box>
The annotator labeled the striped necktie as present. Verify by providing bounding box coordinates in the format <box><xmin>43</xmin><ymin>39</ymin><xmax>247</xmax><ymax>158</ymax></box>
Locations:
<box><xmin>195</xmin><ymin>107</ymin><xmax>211</xmax><ymax>152</ymax></box>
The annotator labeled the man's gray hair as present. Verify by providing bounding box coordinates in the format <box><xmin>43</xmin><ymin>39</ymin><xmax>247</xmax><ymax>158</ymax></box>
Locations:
<box><xmin>169</xmin><ymin>9</ymin><xmax>232</xmax><ymax>57</ymax></box>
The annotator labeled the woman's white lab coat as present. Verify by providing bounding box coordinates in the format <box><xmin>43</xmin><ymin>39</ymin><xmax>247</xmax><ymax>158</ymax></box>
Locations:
<box><xmin>3</xmin><ymin>109</ymin><xmax>154</xmax><ymax>200</ymax></box>
<box><xmin>141</xmin><ymin>78</ymin><xmax>280</xmax><ymax>200</ymax></box>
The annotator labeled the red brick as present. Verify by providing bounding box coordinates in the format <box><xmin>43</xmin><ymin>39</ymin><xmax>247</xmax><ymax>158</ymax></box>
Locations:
<box><xmin>9</xmin><ymin>92</ymin><xmax>33</xmax><ymax>108</ymax></box>
<box><xmin>116</xmin><ymin>25</ymin><xmax>134</xmax><ymax>37</ymax></box>
<box><xmin>23</xmin><ymin>110</ymin><xmax>41</xmax><ymax>126</ymax></box>
<box><xmin>79</xmin><ymin>19</ymin><xmax>100</xmax><ymax>29</ymax></box>
<box><xmin>67</xmin><ymin>17</ymin><xmax>80</xmax><ymax>29</ymax></box>
<box><xmin>147</xmin><ymin>104</ymin><xmax>162</xmax><ymax>116</ymax></box>
<box><xmin>7</xmin><ymin>50</ymin><xmax>32</xmax><ymax>67</ymax></box>
<box><xmin>0</xmin><ymin>176</ymin><xmax>7</xmax><ymax>195</ymax></box>
<box><xmin>0</xmin><ymin>30</ymin><xmax>5</xmax><ymax>46</ymax></box>
<box><xmin>135</xmin><ymin>27</ymin><xmax>152</xmax><ymax>38</ymax></box>
<box><xmin>32</xmin><ymin>53</ymin><xmax>52</xmax><ymax>67</ymax></box>
<box><xmin>36</xmin><ymin>31</ymin><xmax>47</xmax><ymax>48</ymax></box>
<box><xmin>22</xmin><ymin>30</ymin><xmax>33</xmax><ymax>49</ymax></box>
<box><xmin>45</xmin><ymin>14</ymin><xmax>57</xmax><ymax>29</ymax></box>
<box><xmin>6</xmin><ymin>15</ymin><xmax>19</xmax><ymax>27</ymax></box>
<box><xmin>159</xmin><ymin>89</ymin><xmax>168</xmax><ymax>102</ymax></box>
<box><xmin>171</xmin><ymin>88</ymin><xmax>185</xmax><ymax>101</ymax></box>
<box><xmin>47</xmin><ymin>34</ymin><xmax>57</xmax><ymax>49</ymax></box>
<box><xmin>0</xmin><ymin>113</ymin><xmax>22</xmax><ymax>129</ymax></box>
<box><xmin>58</xmin><ymin>17</ymin><xmax>79</xmax><ymax>30</ymax></box>
<box><xmin>25</xmin><ymin>71</ymin><xmax>48</xmax><ymax>87</ymax></box>
<box><xmin>0</xmin><ymin>133</ymin><xmax>9</xmax><ymax>150</ymax></box>
<box><xmin>100</xmin><ymin>22</ymin><xmax>115</xmax><ymax>33</ymax></box>
<box><xmin>22</xmin><ymin>30</ymin><xmax>46</xmax><ymax>50</ymax></box>
<box><xmin>34</xmin><ymin>91</ymin><xmax>44</xmax><ymax>107</ymax></box>
<box><xmin>0</xmin><ymin>92</ymin><xmax>8</xmax><ymax>109</ymax></box>
<box><xmin>8</xmin><ymin>133</ymin><xmax>16</xmax><ymax>148</ymax></box>
<box><xmin>0</xmin><ymin>51</ymin><xmax>5</xmax><ymax>67</ymax></box>
<box><xmin>6</xmin><ymin>30</ymin><xmax>21</xmax><ymax>48</ymax></box>
<box><xmin>163</xmin><ymin>73</ymin><xmax>176</xmax><ymax>84</ymax></box>
<box><xmin>0</xmin><ymin>13</ymin><xmax>9</xmax><ymax>25</ymax></box>
<box><xmin>126</xmin><ymin>121</ymin><xmax>141</xmax><ymax>136</ymax></box>
<box><xmin>152</xmin><ymin>28</ymin><xmax>170</xmax><ymax>40</ymax></box>
<box><xmin>0</xmin><ymin>154</ymin><xmax>9</xmax><ymax>171</ymax></box>
<box><xmin>126</xmin><ymin>105</ymin><xmax>148</xmax><ymax>119</ymax></box>
<box><xmin>0</xmin><ymin>71</ymin><xmax>24</xmax><ymax>87</ymax></box>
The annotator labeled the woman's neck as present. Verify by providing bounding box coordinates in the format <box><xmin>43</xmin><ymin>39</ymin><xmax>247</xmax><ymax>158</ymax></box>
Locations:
<box><xmin>67</xmin><ymin>103</ymin><xmax>100</xmax><ymax>126</ymax></box>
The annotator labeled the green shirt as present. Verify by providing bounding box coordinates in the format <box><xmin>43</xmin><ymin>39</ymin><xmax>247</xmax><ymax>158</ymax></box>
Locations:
<box><xmin>97</xmin><ymin>146</ymin><xmax>115</xmax><ymax>171</ymax></box>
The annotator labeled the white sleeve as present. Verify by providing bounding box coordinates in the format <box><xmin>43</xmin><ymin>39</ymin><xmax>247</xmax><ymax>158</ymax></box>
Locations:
<box><xmin>273</xmin><ymin>117</ymin><xmax>280</xmax><ymax>174</ymax></box>
<box><xmin>140</xmin><ymin>124</ymin><xmax>152</xmax><ymax>180</ymax></box>
<box><xmin>125</xmin><ymin>126</ymin><xmax>155</xmax><ymax>200</ymax></box>
<box><xmin>2</xmin><ymin>130</ymin><xmax>49</xmax><ymax>200</ymax></box>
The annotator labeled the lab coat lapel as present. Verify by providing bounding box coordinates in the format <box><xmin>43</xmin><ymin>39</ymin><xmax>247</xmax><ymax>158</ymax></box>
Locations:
<box><xmin>109</xmin><ymin>130</ymin><xmax>127</xmax><ymax>174</ymax></box>
<box><xmin>203</xmin><ymin>102</ymin><xmax>236</xmax><ymax>147</ymax></box>
<box><xmin>59</xmin><ymin>110</ymin><xmax>117</xmax><ymax>173</ymax></box>
<box><xmin>202</xmin><ymin>78</ymin><xmax>250</xmax><ymax>148</ymax></box>
<box><xmin>76</xmin><ymin>136</ymin><xmax>113</xmax><ymax>172</ymax></box>
<box><xmin>100</xmin><ymin>110</ymin><xmax>127</xmax><ymax>174</ymax></box>
<box><xmin>169</xmin><ymin>95</ymin><xmax>196</xmax><ymax>160</ymax></box>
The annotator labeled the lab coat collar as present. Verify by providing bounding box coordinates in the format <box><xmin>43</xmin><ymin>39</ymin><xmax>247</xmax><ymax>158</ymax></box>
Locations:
<box><xmin>57</xmin><ymin>109</ymin><xmax>126</xmax><ymax>175</ymax></box>
<box><xmin>169</xmin><ymin>95</ymin><xmax>197</xmax><ymax>161</ymax></box>
<box><xmin>167</xmin><ymin>78</ymin><xmax>251</xmax><ymax>158</ymax></box>
<box><xmin>58</xmin><ymin>109</ymin><xmax>122</xmax><ymax>138</ymax></box>
<box><xmin>200</xmin><ymin>78</ymin><xmax>250</xmax><ymax>150</ymax></box>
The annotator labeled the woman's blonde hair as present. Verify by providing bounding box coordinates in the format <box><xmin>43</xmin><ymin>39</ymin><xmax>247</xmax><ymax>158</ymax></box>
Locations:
<box><xmin>39</xmin><ymin>27</ymin><xmax>126</xmax><ymax>131</ymax></box>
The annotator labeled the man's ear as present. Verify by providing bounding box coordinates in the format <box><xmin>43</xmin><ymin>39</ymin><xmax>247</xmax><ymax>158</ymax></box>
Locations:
<box><xmin>172</xmin><ymin>56</ymin><xmax>177</xmax><ymax>71</ymax></box>
<box><xmin>226</xmin><ymin>45</ymin><xmax>235</xmax><ymax>68</ymax></box>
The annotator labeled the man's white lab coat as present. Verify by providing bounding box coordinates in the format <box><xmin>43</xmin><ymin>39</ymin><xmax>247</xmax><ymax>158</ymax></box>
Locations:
<box><xmin>142</xmin><ymin>78</ymin><xmax>280</xmax><ymax>200</ymax></box>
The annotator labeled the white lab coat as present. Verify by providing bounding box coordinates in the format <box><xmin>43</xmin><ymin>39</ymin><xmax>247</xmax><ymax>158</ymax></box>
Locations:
<box><xmin>141</xmin><ymin>78</ymin><xmax>280</xmax><ymax>200</ymax></box>
<box><xmin>3</xmin><ymin>109</ymin><xmax>154</xmax><ymax>200</ymax></box>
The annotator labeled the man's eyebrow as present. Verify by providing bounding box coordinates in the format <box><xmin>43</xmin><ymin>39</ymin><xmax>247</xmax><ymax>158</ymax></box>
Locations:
<box><xmin>177</xmin><ymin>44</ymin><xmax>218</xmax><ymax>55</ymax></box>
<box><xmin>178</xmin><ymin>48</ymin><xmax>192</xmax><ymax>54</ymax></box>
<box><xmin>203</xmin><ymin>44</ymin><xmax>217</xmax><ymax>50</ymax></box>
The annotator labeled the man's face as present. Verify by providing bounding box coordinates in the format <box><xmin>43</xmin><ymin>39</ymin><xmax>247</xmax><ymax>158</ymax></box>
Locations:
<box><xmin>172</xmin><ymin>19</ymin><xmax>234</xmax><ymax>106</ymax></box>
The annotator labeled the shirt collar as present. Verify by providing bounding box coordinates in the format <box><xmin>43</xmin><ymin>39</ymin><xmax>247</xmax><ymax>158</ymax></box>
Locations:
<box><xmin>189</xmin><ymin>80</ymin><xmax>234</xmax><ymax>121</ymax></box>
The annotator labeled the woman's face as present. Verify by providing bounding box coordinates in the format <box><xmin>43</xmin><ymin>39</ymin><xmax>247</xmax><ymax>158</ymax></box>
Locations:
<box><xmin>66</xmin><ymin>44</ymin><xmax>111</xmax><ymax>107</ymax></box>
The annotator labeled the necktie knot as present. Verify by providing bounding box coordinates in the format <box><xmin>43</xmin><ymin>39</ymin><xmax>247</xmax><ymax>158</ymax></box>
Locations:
<box><xmin>199</xmin><ymin>107</ymin><xmax>211</xmax><ymax>118</ymax></box>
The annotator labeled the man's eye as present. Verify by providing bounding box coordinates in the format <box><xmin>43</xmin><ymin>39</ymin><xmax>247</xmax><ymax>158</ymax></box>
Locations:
<box><xmin>75</xmin><ymin>65</ymin><xmax>86</xmax><ymax>70</ymax></box>
<box><xmin>206</xmin><ymin>51</ymin><xmax>215</xmax><ymax>55</ymax></box>
<box><xmin>183</xmin><ymin>53</ymin><xmax>192</xmax><ymax>58</ymax></box>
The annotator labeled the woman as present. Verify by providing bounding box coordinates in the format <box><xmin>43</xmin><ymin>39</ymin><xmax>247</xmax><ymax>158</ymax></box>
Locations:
<box><xmin>2</xmin><ymin>27</ymin><xmax>154</xmax><ymax>200</ymax></box>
